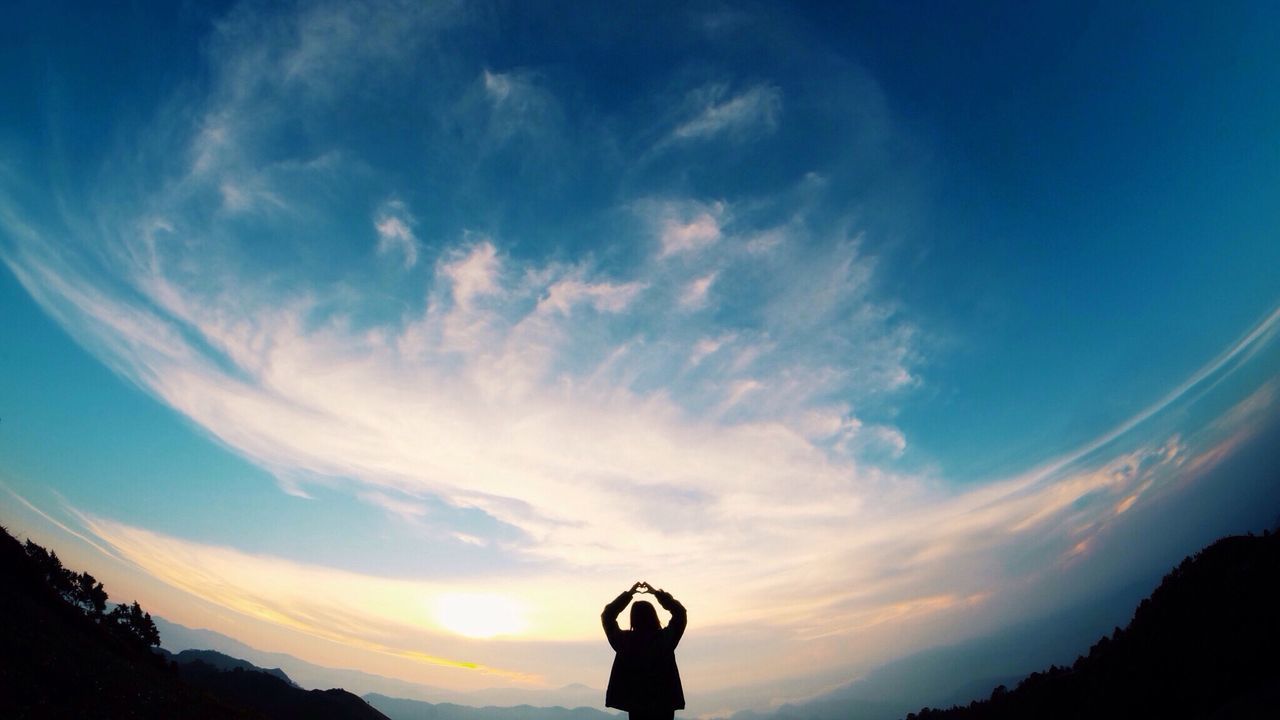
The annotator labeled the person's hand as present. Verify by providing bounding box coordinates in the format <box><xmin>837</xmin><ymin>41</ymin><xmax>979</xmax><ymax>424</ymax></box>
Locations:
<box><xmin>629</xmin><ymin>581</ymin><xmax>647</xmax><ymax>594</ymax></box>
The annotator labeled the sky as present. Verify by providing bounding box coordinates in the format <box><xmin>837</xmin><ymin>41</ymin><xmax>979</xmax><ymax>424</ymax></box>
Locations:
<box><xmin>2</xmin><ymin>0</ymin><xmax>1280</xmax><ymax>715</ymax></box>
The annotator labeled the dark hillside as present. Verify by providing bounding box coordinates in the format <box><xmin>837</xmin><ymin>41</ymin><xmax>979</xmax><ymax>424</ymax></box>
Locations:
<box><xmin>177</xmin><ymin>659</ymin><xmax>387</xmax><ymax>720</ymax></box>
<box><xmin>158</xmin><ymin>648</ymin><xmax>300</xmax><ymax>687</ymax></box>
<box><xmin>0</xmin><ymin>525</ymin><xmax>388</xmax><ymax>719</ymax></box>
<box><xmin>0</xmin><ymin>525</ymin><xmax>252</xmax><ymax>719</ymax></box>
<box><xmin>906</xmin><ymin>531</ymin><xmax>1280</xmax><ymax>719</ymax></box>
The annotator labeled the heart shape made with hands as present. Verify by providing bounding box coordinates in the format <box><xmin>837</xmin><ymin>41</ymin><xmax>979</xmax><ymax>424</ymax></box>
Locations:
<box><xmin>635</xmin><ymin>582</ymin><xmax>653</xmax><ymax>594</ymax></box>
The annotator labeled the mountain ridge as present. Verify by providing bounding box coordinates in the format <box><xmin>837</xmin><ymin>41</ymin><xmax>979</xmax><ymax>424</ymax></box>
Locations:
<box><xmin>158</xmin><ymin>648</ymin><xmax>300</xmax><ymax>688</ymax></box>
<box><xmin>902</xmin><ymin>531</ymin><xmax>1280</xmax><ymax>719</ymax></box>
<box><xmin>155</xmin><ymin>616</ymin><xmax>605</xmax><ymax>709</ymax></box>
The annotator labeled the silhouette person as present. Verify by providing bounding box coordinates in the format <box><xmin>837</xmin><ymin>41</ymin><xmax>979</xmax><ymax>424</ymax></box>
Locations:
<box><xmin>602</xmin><ymin>581</ymin><xmax>687</xmax><ymax>720</ymax></box>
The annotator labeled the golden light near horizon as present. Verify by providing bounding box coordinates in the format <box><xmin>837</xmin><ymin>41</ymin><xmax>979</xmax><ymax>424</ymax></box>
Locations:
<box><xmin>434</xmin><ymin>592</ymin><xmax>528</xmax><ymax>639</ymax></box>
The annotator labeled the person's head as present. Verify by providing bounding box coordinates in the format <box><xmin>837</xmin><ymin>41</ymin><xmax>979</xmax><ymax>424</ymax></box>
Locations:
<box><xmin>630</xmin><ymin>600</ymin><xmax>661</xmax><ymax>634</ymax></box>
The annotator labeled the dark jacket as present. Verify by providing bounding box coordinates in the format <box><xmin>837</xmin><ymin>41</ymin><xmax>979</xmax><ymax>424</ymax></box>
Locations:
<box><xmin>602</xmin><ymin>590</ymin><xmax>687</xmax><ymax>712</ymax></box>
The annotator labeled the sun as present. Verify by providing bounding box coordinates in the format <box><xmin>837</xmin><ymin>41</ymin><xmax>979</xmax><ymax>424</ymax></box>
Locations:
<box><xmin>433</xmin><ymin>593</ymin><xmax>528</xmax><ymax>639</ymax></box>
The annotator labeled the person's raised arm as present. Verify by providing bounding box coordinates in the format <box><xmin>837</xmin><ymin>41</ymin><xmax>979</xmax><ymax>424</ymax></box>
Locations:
<box><xmin>652</xmin><ymin>588</ymin><xmax>687</xmax><ymax>648</ymax></box>
<box><xmin>601</xmin><ymin>582</ymin><xmax>642</xmax><ymax>651</ymax></box>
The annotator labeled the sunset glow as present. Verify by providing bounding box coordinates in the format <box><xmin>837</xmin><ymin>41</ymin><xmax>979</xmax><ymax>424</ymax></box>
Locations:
<box><xmin>2</xmin><ymin>2</ymin><xmax>1279</xmax><ymax>716</ymax></box>
<box><xmin>434</xmin><ymin>594</ymin><xmax>528</xmax><ymax>639</ymax></box>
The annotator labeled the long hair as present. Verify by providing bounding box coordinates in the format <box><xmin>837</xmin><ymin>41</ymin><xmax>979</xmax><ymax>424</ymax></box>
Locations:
<box><xmin>629</xmin><ymin>600</ymin><xmax>661</xmax><ymax>636</ymax></box>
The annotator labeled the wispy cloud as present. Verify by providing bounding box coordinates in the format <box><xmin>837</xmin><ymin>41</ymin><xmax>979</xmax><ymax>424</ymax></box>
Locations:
<box><xmin>15</xmin><ymin>161</ymin><xmax>1268</xmax><ymax>640</ymax></box>
<box><xmin>1</xmin><ymin>177</ymin><xmax>925</xmax><ymax>632</ymax></box>
<box><xmin>538</xmin><ymin>277</ymin><xmax>647</xmax><ymax>315</ymax></box>
<box><xmin>662</xmin><ymin>211</ymin><xmax>721</xmax><ymax>256</ymax></box>
<box><xmin>478</xmin><ymin>69</ymin><xmax>561</xmax><ymax>143</ymax></box>
<box><xmin>642</xmin><ymin>199</ymin><xmax>726</xmax><ymax>257</ymax></box>
<box><xmin>3</xmin><ymin>0</ymin><xmax>1279</xmax><ymax>706</ymax></box>
<box><xmin>375</xmin><ymin>200</ymin><xmax>420</xmax><ymax>268</ymax></box>
<box><xmin>680</xmin><ymin>272</ymin><xmax>717</xmax><ymax>309</ymax></box>
<box><xmin>12</xmin><ymin>368</ymin><xmax>1271</xmax><ymax>695</ymax></box>
<box><xmin>441</xmin><ymin>241</ymin><xmax>501</xmax><ymax>307</ymax></box>
<box><xmin>672</xmin><ymin>83</ymin><xmax>783</xmax><ymax>142</ymax></box>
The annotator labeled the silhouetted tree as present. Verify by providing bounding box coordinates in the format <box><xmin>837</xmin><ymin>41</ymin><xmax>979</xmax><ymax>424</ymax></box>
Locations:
<box><xmin>108</xmin><ymin>600</ymin><xmax>161</xmax><ymax>647</ymax></box>
<box><xmin>72</xmin><ymin>570</ymin><xmax>109</xmax><ymax>616</ymax></box>
<box><xmin>25</xmin><ymin>539</ymin><xmax>77</xmax><ymax>600</ymax></box>
<box><xmin>21</xmin><ymin>536</ymin><xmax>160</xmax><ymax>647</ymax></box>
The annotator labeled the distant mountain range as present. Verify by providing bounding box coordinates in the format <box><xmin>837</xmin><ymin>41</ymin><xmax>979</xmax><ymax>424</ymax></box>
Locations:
<box><xmin>152</xmin><ymin>647</ymin><xmax>618</xmax><ymax>720</ymax></box>
<box><xmin>154</xmin><ymin>616</ymin><xmax>606</xmax><ymax>710</ymax></box>
<box><xmin>167</xmin><ymin>650</ymin><xmax>387</xmax><ymax>720</ymax></box>
<box><xmin>150</xmin><ymin>647</ymin><xmax>621</xmax><ymax>720</ymax></box>
<box><xmin>4</xmin><ymin>520</ymin><xmax>1278</xmax><ymax>719</ymax></box>
<box><xmin>154</xmin><ymin>648</ymin><xmax>618</xmax><ymax>720</ymax></box>
<box><xmin>365</xmin><ymin>693</ymin><xmax>617</xmax><ymax>720</ymax></box>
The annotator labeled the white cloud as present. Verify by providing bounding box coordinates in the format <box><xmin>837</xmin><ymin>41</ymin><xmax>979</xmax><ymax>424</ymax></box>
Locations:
<box><xmin>538</xmin><ymin>278</ymin><xmax>646</xmax><ymax>315</ymax></box>
<box><xmin>869</xmin><ymin>425</ymin><xmax>908</xmax><ymax>458</ymax></box>
<box><xmin>478</xmin><ymin>69</ymin><xmax>559</xmax><ymax>142</ymax></box>
<box><xmin>647</xmin><ymin>199</ymin><xmax>726</xmax><ymax>257</ymax></box>
<box><xmin>689</xmin><ymin>334</ymin><xmax>732</xmax><ymax>366</ymax></box>
<box><xmin>441</xmin><ymin>241</ymin><xmax>500</xmax><ymax>307</ymax></box>
<box><xmin>680</xmin><ymin>272</ymin><xmax>717</xmax><ymax>309</ymax></box>
<box><xmin>1</xmin><ymin>218</ymin><xmax>909</xmax><ymax>576</ymax></box>
<box><xmin>375</xmin><ymin>201</ymin><xmax>420</xmax><ymax>268</ymax></box>
<box><xmin>717</xmin><ymin>378</ymin><xmax>764</xmax><ymax>414</ymax></box>
<box><xmin>663</xmin><ymin>213</ymin><xmax>720</xmax><ymax>255</ymax></box>
<box><xmin>220</xmin><ymin>182</ymin><xmax>250</xmax><ymax>211</ymax></box>
<box><xmin>791</xmin><ymin>407</ymin><xmax>858</xmax><ymax>444</ymax></box>
<box><xmin>672</xmin><ymin>83</ymin><xmax>782</xmax><ymax>141</ymax></box>
<box><xmin>358</xmin><ymin>489</ymin><xmax>430</xmax><ymax>522</ymax></box>
<box><xmin>482</xmin><ymin>69</ymin><xmax>514</xmax><ymax>102</ymax></box>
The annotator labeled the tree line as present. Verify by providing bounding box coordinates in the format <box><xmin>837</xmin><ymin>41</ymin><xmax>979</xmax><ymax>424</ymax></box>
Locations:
<box><xmin>20</xmin><ymin>536</ymin><xmax>161</xmax><ymax>648</ymax></box>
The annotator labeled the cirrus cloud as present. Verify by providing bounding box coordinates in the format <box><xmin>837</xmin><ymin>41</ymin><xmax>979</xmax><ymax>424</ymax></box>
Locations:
<box><xmin>3</xmin><ymin>0</ymin><xmax>1280</xmax><ymax>710</ymax></box>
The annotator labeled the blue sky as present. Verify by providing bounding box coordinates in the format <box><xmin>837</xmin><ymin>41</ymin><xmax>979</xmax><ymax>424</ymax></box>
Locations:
<box><xmin>3</xmin><ymin>1</ymin><xmax>1280</xmax><ymax>712</ymax></box>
